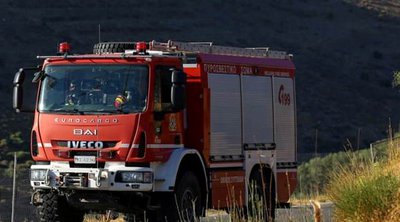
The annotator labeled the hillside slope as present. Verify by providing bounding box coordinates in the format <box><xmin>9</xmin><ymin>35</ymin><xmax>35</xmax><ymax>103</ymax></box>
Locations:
<box><xmin>349</xmin><ymin>0</ymin><xmax>400</xmax><ymax>17</ymax></box>
<box><xmin>0</xmin><ymin>0</ymin><xmax>399</xmax><ymax>156</ymax></box>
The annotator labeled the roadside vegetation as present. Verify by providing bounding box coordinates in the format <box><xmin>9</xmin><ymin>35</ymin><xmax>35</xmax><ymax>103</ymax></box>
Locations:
<box><xmin>296</xmin><ymin>138</ymin><xmax>388</xmax><ymax>197</ymax></box>
<box><xmin>0</xmin><ymin>131</ymin><xmax>32</xmax><ymax>177</ymax></box>
<box><xmin>296</xmin><ymin>129</ymin><xmax>400</xmax><ymax>222</ymax></box>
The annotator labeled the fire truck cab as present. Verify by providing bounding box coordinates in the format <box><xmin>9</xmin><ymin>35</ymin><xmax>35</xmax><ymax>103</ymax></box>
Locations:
<box><xmin>13</xmin><ymin>40</ymin><xmax>296</xmax><ymax>222</ymax></box>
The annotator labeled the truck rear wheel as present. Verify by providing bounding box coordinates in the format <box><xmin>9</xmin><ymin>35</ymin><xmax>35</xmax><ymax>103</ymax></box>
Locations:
<box><xmin>166</xmin><ymin>171</ymin><xmax>203</xmax><ymax>222</ymax></box>
<box><xmin>248</xmin><ymin>169</ymin><xmax>276</xmax><ymax>222</ymax></box>
<box><xmin>37</xmin><ymin>191</ymin><xmax>84</xmax><ymax>222</ymax></box>
<box><xmin>93</xmin><ymin>42</ymin><xmax>136</xmax><ymax>54</ymax></box>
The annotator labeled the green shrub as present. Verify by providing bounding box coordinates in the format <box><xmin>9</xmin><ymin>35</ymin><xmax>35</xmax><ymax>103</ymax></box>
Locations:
<box><xmin>297</xmin><ymin>151</ymin><xmax>375</xmax><ymax>196</ymax></box>
<box><xmin>9</xmin><ymin>131</ymin><xmax>24</xmax><ymax>145</ymax></box>
<box><xmin>296</xmin><ymin>136</ymin><xmax>391</xmax><ymax>197</ymax></box>
<box><xmin>328</xmin><ymin>163</ymin><xmax>400</xmax><ymax>222</ymax></box>
<box><xmin>325</xmin><ymin>134</ymin><xmax>400</xmax><ymax>221</ymax></box>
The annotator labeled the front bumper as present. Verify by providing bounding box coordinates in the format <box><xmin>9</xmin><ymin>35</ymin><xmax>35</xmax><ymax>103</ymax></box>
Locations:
<box><xmin>30</xmin><ymin>162</ymin><xmax>153</xmax><ymax>191</ymax></box>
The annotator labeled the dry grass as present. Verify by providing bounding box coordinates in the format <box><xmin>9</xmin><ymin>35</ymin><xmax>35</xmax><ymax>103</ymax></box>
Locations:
<box><xmin>84</xmin><ymin>213</ymin><xmax>124</xmax><ymax>222</ymax></box>
<box><xmin>290</xmin><ymin>194</ymin><xmax>330</xmax><ymax>206</ymax></box>
<box><xmin>327</xmin><ymin>132</ymin><xmax>400</xmax><ymax>222</ymax></box>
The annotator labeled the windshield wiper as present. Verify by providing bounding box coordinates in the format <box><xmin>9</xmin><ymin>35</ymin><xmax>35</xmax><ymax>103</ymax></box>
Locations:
<box><xmin>47</xmin><ymin>108</ymin><xmax>132</xmax><ymax>115</ymax></box>
<box><xmin>93</xmin><ymin>109</ymin><xmax>129</xmax><ymax>114</ymax></box>
<box><xmin>73</xmin><ymin>108</ymin><xmax>85</xmax><ymax>115</ymax></box>
<box><xmin>49</xmin><ymin>108</ymin><xmax>85</xmax><ymax>114</ymax></box>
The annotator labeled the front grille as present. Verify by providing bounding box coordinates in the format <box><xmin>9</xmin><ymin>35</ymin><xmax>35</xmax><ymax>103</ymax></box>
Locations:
<box><xmin>69</xmin><ymin>162</ymin><xmax>105</xmax><ymax>168</ymax></box>
<box><xmin>71</xmin><ymin>151</ymin><xmax>98</xmax><ymax>156</ymax></box>
<box><xmin>125</xmin><ymin>162</ymin><xmax>150</xmax><ymax>167</ymax></box>
<box><xmin>62</xmin><ymin>173</ymin><xmax>88</xmax><ymax>187</ymax></box>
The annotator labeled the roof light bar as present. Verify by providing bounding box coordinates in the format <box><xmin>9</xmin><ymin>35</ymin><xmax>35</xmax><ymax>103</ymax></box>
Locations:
<box><xmin>59</xmin><ymin>42</ymin><xmax>71</xmax><ymax>54</ymax></box>
<box><xmin>136</xmin><ymin>42</ymin><xmax>147</xmax><ymax>53</ymax></box>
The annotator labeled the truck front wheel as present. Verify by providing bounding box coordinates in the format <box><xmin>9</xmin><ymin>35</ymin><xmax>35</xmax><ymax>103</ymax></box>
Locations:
<box><xmin>37</xmin><ymin>191</ymin><xmax>84</xmax><ymax>222</ymax></box>
<box><xmin>167</xmin><ymin>171</ymin><xmax>203</xmax><ymax>222</ymax></box>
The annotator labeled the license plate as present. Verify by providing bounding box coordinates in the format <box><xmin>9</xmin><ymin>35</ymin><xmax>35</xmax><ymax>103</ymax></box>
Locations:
<box><xmin>74</xmin><ymin>156</ymin><xmax>96</xmax><ymax>164</ymax></box>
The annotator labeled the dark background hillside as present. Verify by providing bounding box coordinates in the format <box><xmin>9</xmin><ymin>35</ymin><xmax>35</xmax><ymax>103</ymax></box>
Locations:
<box><xmin>0</xmin><ymin>0</ymin><xmax>400</xmax><ymax>221</ymax></box>
<box><xmin>0</xmin><ymin>0</ymin><xmax>400</xmax><ymax>158</ymax></box>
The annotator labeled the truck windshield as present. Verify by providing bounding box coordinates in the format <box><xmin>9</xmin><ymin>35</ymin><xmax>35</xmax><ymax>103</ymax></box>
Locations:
<box><xmin>38</xmin><ymin>65</ymin><xmax>148</xmax><ymax>114</ymax></box>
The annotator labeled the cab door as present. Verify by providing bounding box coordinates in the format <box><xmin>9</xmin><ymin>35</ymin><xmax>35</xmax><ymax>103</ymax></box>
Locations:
<box><xmin>153</xmin><ymin>65</ymin><xmax>185</xmax><ymax>145</ymax></box>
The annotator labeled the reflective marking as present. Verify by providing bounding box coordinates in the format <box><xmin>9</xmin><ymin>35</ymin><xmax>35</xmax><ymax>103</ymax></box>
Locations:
<box><xmin>183</xmin><ymin>64</ymin><xmax>197</xmax><ymax>68</ymax></box>
<box><xmin>37</xmin><ymin>143</ymin><xmax>43</xmax><ymax>148</ymax></box>
<box><xmin>120</xmin><ymin>143</ymin><xmax>130</xmax><ymax>148</ymax></box>
<box><xmin>129</xmin><ymin>144</ymin><xmax>184</xmax><ymax>149</ymax></box>
<box><xmin>43</xmin><ymin>143</ymin><xmax>52</xmax><ymax>148</ymax></box>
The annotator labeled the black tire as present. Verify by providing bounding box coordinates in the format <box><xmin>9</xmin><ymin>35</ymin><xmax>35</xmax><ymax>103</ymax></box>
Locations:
<box><xmin>37</xmin><ymin>191</ymin><xmax>85</xmax><ymax>222</ymax></box>
<box><xmin>166</xmin><ymin>171</ymin><xmax>203</xmax><ymax>222</ymax></box>
<box><xmin>248</xmin><ymin>168</ymin><xmax>276</xmax><ymax>222</ymax></box>
<box><xmin>93</xmin><ymin>42</ymin><xmax>136</xmax><ymax>54</ymax></box>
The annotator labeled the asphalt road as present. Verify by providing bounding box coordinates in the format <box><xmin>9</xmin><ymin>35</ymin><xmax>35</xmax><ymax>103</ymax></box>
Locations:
<box><xmin>276</xmin><ymin>202</ymin><xmax>334</xmax><ymax>222</ymax></box>
<box><xmin>200</xmin><ymin>202</ymin><xmax>335</xmax><ymax>222</ymax></box>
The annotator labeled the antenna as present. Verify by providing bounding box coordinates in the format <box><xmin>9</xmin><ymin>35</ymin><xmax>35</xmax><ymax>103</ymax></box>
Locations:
<box><xmin>98</xmin><ymin>24</ymin><xmax>101</xmax><ymax>43</ymax></box>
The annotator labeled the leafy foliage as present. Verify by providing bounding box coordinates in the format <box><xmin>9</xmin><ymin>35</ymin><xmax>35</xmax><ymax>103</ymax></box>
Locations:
<box><xmin>3</xmin><ymin>159</ymin><xmax>33</xmax><ymax>178</ymax></box>
<box><xmin>327</xmin><ymin>140</ymin><xmax>400</xmax><ymax>222</ymax></box>
<box><xmin>9</xmin><ymin>132</ymin><xmax>24</xmax><ymax>145</ymax></box>
<box><xmin>296</xmin><ymin>142</ymin><xmax>388</xmax><ymax>196</ymax></box>
<box><xmin>329</xmin><ymin>168</ymin><xmax>400</xmax><ymax>222</ymax></box>
<box><xmin>297</xmin><ymin>134</ymin><xmax>400</xmax><ymax>221</ymax></box>
<box><xmin>392</xmin><ymin>70</ymin><xmax>400</xmax><ymax>89</ymax></box>
<box><xmin>0</xmin><ymin>131</ymin><xmax>31</xmax><ymax>178</ymax></box>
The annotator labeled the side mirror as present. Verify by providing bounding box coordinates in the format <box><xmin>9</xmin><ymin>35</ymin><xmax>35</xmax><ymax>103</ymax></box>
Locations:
<box><xmin>171</xmin><ymin>70</ymin><xmax>186</xmax><ymax>111</ymax></box>
<box><xmin>13</xmin><ymin>67</ymin><xmax>40</xmax><ymax>113</ymax></box>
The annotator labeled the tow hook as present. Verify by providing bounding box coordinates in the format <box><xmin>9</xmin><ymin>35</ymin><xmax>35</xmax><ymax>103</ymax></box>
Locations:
<box><xmin>31</xmin><ymin>190</ymin><xmax>43</xmax><ymax>206</ymax></box>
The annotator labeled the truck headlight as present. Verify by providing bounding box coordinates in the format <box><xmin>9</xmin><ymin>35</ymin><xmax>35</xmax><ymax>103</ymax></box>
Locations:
<box><xmin>31</xmin><ymin>169</ymin><xmax>48</xmax><ymax>181</ymax></box>
<box><xmin>116</xmin><ymin>171</ymin><xmax>152</xmax><ymax>183</ymax></box>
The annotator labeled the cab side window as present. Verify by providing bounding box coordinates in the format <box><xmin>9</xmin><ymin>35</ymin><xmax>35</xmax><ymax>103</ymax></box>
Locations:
<box><xmin>154</xmin><ymin>66</ymin><xmax>173</xmax><ymax>112</ymax></box>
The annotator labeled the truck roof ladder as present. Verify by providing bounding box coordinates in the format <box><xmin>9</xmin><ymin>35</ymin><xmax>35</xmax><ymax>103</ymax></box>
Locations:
<box><xmin>149</xmin><ymin>40</ymin><xmax>291</xmax><ymax>59</ymax></box>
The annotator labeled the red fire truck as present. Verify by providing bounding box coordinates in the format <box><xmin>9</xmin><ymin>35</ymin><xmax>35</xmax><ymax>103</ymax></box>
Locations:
<box><xmin>13</xmin><ymin>40</ymin><xmax>297</xmax><ymax>221</ymax></box>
